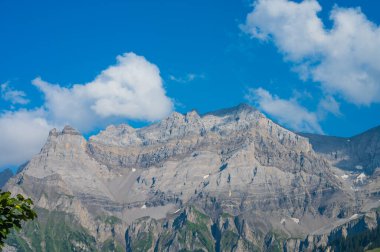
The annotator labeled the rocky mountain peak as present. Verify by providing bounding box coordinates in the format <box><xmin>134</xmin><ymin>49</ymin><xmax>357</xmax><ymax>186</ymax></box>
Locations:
<box><xmin>235</xmin><ymin>102</ymin><xmax>256</xmax><ymax>112</ymax></box>
<box><xmin>48</xmin><ymin>126</ymin><xmax>82</xmax><ymax>139</ymax></box>
<box><xmin>41</xmin><ymin>125</ymin><xmax>87</xmax><ymax>157</ymax></box>
<box><xmin>62</xmin><ymin>125</ymin><xmax>81</xmax><ymax>135</ymax></box>
<box><xmin>101</xmin><ymin>124</ymin><xmax>136</xmax><ymax>136</ymax></box>
<box><xmin>185</xmin><ymin>110</ymin><xmax>201</xmax><ymax>122</ymax></box>
<box><xmin>48</xmin><ymin>128</ymin><xmax>59</xmax><ymax>137</ymax></box>
<box><xmin>203</xmin><ymin>103</ymin><xmax>258</xmax><ymax>117</ymax></box>
<box><xmin>165</xmin><ymin>111</ymin><xmax>184</xmax><ymax>121</ymax></box>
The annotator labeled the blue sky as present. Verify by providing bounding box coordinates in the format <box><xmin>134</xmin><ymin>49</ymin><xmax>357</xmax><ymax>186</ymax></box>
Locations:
<box><xmin>1</xmin><ymin>0</ymin><xmax>380</xmax><ymax>169</ymax></box>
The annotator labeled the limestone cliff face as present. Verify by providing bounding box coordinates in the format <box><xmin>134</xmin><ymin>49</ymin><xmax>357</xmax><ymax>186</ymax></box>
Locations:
<box><xmin>87</xmin><ymin>104</ymin><xmax>350</xmax><ymax>218</ymax></box>
<box><xmin>4</xmin><ymin>104</ymin><xmax>377</xmax><ymax>251</ymax></box>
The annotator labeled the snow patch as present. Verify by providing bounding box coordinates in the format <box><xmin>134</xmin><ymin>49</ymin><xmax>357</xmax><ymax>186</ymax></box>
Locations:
<box><xmin>350</xmin><ymin>186</ymin><xmax>359</xmax><ymax>192</ymax></box>
<box><xmin>349</xmin><ymin>214</ymin><xmax>358</xmax><ymax>220</ymax></box>
<box><xmin>356</xmin><ymin>173</ymin><xmax>366</xmax><ymax>183</ymax></box>
<box><xmin>290</xmin><ymin>217</ymin><xmax>300</xmax><ymax>224</ymax></box>
<box><xmin>355</xmin><ymin>165</ymin><xmax>363</xmax><ymax>170</ymax></box>
<box><xmin>174</xmin><ymin>208</ymin><xmax>181</xmax><ymax>214</ymax></box>
<box><xmin>341</xmin><ymin>174</ymin><xmax>349</xmax><ymax>180</ymax></box>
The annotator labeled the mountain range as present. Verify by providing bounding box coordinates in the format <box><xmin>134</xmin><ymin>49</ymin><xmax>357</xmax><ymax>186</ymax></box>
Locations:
<box><xmin>2</xmin><ymin>104</ymin><xmax>380</xmax><ymax>251</ymax></box>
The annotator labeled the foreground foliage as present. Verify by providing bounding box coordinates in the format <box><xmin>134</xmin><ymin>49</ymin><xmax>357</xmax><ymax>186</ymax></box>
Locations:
<box><xmin>5</xmin><ymin>207</ymin><xmax>124</xmax><ymax>252</ymax></box>
<box><xmin>0</xmin><ymin>190</ymin><xmax>37</xmax><ymax>248</ymax></box>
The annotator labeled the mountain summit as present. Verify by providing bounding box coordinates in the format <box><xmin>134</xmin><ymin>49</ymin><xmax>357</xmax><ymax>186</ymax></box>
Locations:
<box><xmin>3</xmin><ymin>104</ymin><xmax>380</xmax><ymax>251</ymax></box>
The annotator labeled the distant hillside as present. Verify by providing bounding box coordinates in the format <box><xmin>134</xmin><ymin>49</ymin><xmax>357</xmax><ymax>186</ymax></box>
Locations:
<box><xmin>300</xmin><ymin>126</ymin><xmax>380</xmax><ymax>174</ymax></box>
<box><xmin>0</xmin><ymin>168</ymin><xmax>13</xmax><ymax>188</ymax></box>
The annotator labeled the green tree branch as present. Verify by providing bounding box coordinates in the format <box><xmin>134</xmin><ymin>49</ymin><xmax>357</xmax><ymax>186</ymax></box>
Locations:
<box><xmin>0</xmin><ymin>190</ymin><xmax>37</xmax><ymax>248</ymax></box>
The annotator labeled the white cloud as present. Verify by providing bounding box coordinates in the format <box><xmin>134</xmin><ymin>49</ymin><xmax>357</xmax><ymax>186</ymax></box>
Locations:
<box><xmin>1</xmin><ymin>82</ymin><xmax>29</xmax><ymax>105</ymax></box>
<box><xmin>242</xmin><ymin>0</ymin><xmax>380</xmax><ymax>105</ymax></box>
<box><xmin>0</xmin><ymin>109</ymin><xmax>54</xmax><ymax>167</ymax></box>
<box><xmin>318</xmin><ymin>95</ymin><xmax>342</xmax><ymax>118</ymax></box>
<box><xmin>246</xmin><ymin>87</ymin><xmax>323</xmax><ymax>133</ymax></box>
<box><xmin>169</xmin><ymin>73</ymin><xmax>204</xmax><ymax>83</ymax></box>
<box><xmin>0</xmin><ymin>52</ymin><xmax>173</xmax><ymax>168</ymax></box>
<box><xmin>32</xmin><ymin>52</ymin><xmax>173</xmax><ymax>132</ymax></box>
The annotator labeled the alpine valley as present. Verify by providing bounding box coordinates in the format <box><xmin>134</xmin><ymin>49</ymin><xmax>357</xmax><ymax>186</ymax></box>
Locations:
<box><xmin>2</xmin><ymin>104</ymin><xmax>380</xmax><ymax>251</ymax></box>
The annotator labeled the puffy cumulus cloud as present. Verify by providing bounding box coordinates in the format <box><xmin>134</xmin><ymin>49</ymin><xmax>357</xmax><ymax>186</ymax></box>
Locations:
<box><xmin>0</xmin><ymin>109</ymin><xmax>54</xmax><ymax>167</ymax></box>
<box><xmin>1</xmin><ymin>82</ymin><xmax>29</xmax><ymax>105</ymax></box>
<box><xmin>242</xmin><ymin>0</ymin><xmax>380</xmax><ymax>105</ymax></box>
<box><xmin>32</xmin><ymin>52</ymin><xmax>173</xmax><ymax>132</ymax></box>
<box><xmin>0</xmin><ymin>52</ymin><xmax>173</xmax><ymax>169</ymax></box>
<box><xmin>246</xmin><ymin>88</ymin><xmax>323</xmax><ymax>133</ymax></box>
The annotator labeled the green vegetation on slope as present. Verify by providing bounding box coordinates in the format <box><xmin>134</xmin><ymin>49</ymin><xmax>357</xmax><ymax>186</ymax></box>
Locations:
<box><xmin>181</xmin><ymin>207</ymin><xmax>214</xmax><ymax>251</ymax></box>
<box><xmin>101</xmin><ymin>238</ymin><xmax>125</xmax><ymax>252</ymax></box>
<box><xmin>366</xmin><ymin>248</ymin><xmax>380</xmax><ymax>252</ymax></box>
<box><xmin>217</xmin><ymin>217</ymin><xmax>259</xmax><ymax>252</ymax></box>
<box><xmin>95</xmin><ymin>215</ymin><xmax>122</xmax><ymax>226</ymax></box>
<box><xmin>126</xmin><ymin>207</ymin><xmax>262</xmax><ymax>252</ymax></box>
<box><xmin>328</xmin><ymin>222</ymin><xmax>380</xmax><ymax>252</ymax></box>
<box><xmin>5</xmin><ymin>208</ymin><xmax>123</xmax><ymax>252</ymax></box>
<box><xmin>220</xmin><ymin>230</ymin><xmax>239</xmax><ymax>250</ymax></box>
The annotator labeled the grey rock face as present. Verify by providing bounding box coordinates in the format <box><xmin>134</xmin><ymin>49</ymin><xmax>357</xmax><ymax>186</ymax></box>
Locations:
<box><xmin>4</xmin><ymin>104</ymin><xmax>377</xmax><ymax>251</ymax></box>
<box><xmin>88</xmin><ymin>104</ymin><xmax>348</xmax><ymax>214</ymax></box>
